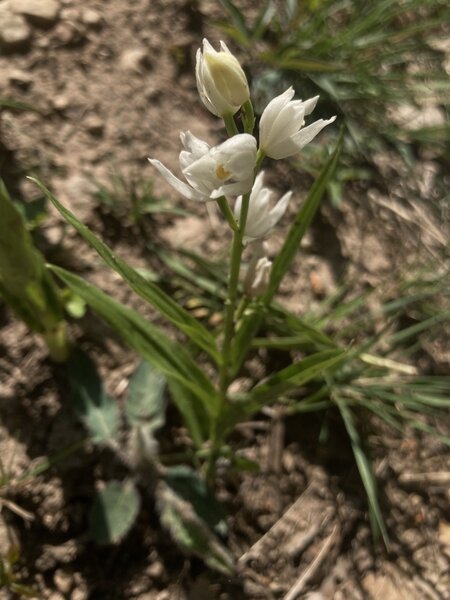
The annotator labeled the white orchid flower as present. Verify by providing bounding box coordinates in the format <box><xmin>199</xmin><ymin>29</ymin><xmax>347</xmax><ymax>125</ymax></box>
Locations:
<box><xmin>196</xmin><ymin>38</ymin><xmax>250</xmax><ymax>117</ymax></box>
<box><xmin>149</xmin><ymin>132</ymin><xmax>257</xmax><ymax>202</ymax></box>
<box><xmin>234</xmin><ymin>171</ymin><xmax>292</xmax><ymax>242</ymax></box>
<box><xmin>259</xmin><ymin>87</ymin><xmax>336</xmax><ymax>160</ymax></box>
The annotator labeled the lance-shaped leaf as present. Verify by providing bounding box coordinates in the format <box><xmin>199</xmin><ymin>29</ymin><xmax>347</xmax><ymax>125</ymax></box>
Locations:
<box><xmin>167</xmin><ymin>378</ymin><xmax>209</xmax><ymax>448</ymax></box>
<box><xmin>249</xmin><ymin>349</ymin><xmax>347</xmax><ymax>405</ymax></box>
<box><xmin>30</xmin><ymin>178</ymin><xmax>220</xmax><ymax>365</ymax></box>
<box><xmin>265</xmin><ymin>131</ymin><xmax>344</xmax><ymax>300</ymax></box>
<box><xmin>0</xmin><ymin>179</ymin><xmax>68</xmax><ymax>361</ymax></box>
<box><xmin>68</xmin><ymin>349</ymin><xmax>120</xmax><ymax>443</ymax></box>
<box><xmin>49</xmin><ymin>265</ymin><xmax>218</xmax><ymax>417</ymax></box>
<box><xmin>89</xmin><ymin>480</ymin><xmax>141</xmax><ymax>544</ymax></box>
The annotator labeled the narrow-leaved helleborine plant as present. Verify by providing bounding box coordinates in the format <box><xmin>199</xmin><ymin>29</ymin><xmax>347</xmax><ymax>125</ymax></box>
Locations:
<box><xmin>34</xmin><ymin>37</ymin><xmax>341</xmax><ymax>491</ymax></box>
<box><xmin>148</xmin><ymin>37</ymin><xmax>338</xmax><ymax>477</ymax></box>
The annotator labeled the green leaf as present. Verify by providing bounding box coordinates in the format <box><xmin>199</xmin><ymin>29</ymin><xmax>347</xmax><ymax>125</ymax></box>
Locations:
<box><xmin>265</xmin><ymin>131</ymin><xmax>344</xmax><ymax>301</ymax></box>
<box><xmin>157</xmin><ymin>482</ymin><xmax>234</xmax><ymax>575</ymax></box>
<box><xmin>334</xmin><ymin>395</ymin><xmax>390</xmax><ymax>549</ymax></box>
<box><xmin>30</xmin><ymin>178</ymin><xmax>220</xmax><ymax>364</ymax></box>
<box><xmin>67</xmin><ymin>350</ymin><xmax>120</xmax><ymax>443</ymax></box>
<box><xmin>165</xmin><ymin>466</ymin><xmax>227</xmax><ymax>534</ymax></box>
<box><xmin>126</xmin><ymin>361</ymin><xmax>166</xmax><ymax>428</ymax></box>
<box><xmin>0</xmin><ymin>179</ymin><xmax>65</xmax><ymax>334</ymax></box>
<box><xmin>218</xmin><ymin>0</ymin><xmax>249</xmax><ymax>38</ymax></box>
<box><xmin>13</xmin><ymin>195</ymin><xmax>48</xmax><ymax>229</ymax></box>
<box><xmin>50</xmin><ymin>265</ymin><xmax>218</xmax><ymax>416</ymax></box>
<box><xmin>0</xmin><ymin>97</ymin><xmax>39</xmax><ymax>112</ymax></box>
<box><xmin>250</xmin><ymin>349</ymin><xmax>347</xmax><ymax>404</ymax></box>
<box><xmin>89</xmin><ymin>480</ymin><xmax>140</xmax><ymax>544</ymax></box>
<box><xmin>167</xmin><ymin>378</ymin><xmax>209</xmax><ymax>448</ymax></box>
<box><xmin>269</xmin><ymin>305</ymin><xmax>338</xmax><ymax>349</ymax></box>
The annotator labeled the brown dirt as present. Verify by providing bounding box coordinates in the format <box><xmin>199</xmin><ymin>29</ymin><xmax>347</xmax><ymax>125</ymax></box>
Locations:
<box><xmin>1</xmin><ymin>1</ymin><xmax>449</xmax><ymax>599</ymax></box>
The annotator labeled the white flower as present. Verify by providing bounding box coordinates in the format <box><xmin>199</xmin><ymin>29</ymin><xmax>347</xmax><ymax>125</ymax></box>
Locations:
<box><xmin>234</xmin><ymin>171</ymin><xmax>292</xmax><ymax>242</ymax></box>
<box><xmin>196</xmin><ymin>38</ymin><xmax>250</xmax><ymax>117</ymax></box>
<box><xmin>149</xmin><ymin>132</ymin><xmax>257</xmax><ymax>202</ymax></box>
<box><xmin>259</xmin><ymin>87</ymin><xmax>336</xmax><ymax>159</ymax></box>
<box><xmin>244</xmin><ymin>241</ymin><xmax>272</xmax><ymax>297</ymax></box>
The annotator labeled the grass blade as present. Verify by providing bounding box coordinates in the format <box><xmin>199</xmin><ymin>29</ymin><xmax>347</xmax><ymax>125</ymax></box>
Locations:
<box><xmin>334</xmin><ymin>394</ymin><xmax>390</xmax><ymax>549</ymax></box>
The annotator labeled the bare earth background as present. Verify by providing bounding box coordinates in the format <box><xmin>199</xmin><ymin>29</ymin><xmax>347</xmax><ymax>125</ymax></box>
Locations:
<box><xmin>0</xmin><ymin>1</ymin><xmax>449</xmax><ymax>599</ymax></box>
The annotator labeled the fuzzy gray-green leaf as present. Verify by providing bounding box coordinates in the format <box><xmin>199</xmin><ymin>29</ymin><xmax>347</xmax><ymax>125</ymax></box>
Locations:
<box><xmin>89</xmin><ymin>480</ymin><xmax>140</xmax><ymax>544</ymax></box>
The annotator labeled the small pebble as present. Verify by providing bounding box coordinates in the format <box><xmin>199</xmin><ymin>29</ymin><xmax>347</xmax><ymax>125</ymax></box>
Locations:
<box><xmin>9</xmin><ymin>0</ymin><xmax>60</xmax><ymax>25</ymax></box>
<box><xmin>81</xmin><ymin>8</ymin><xmax>101</xmax><ymax>27</ymax></box>
<box><xmin>84</xmin><ymin>114</ymin><xmax>104</xmax><ymax>136</ymax></box>
<box><xmin>119</xmin><ymin>47</ymin><xmax>149</xmax><ymax>74</ymax></box>
<box><xmin>52</xmin><ymin>94</ymin><xmax>70</xmax><ymax>111</ymax></box>
<box><xmin>71</xmin><ymin>589</ymin><xmax>88</xmax><ymax>600</ymax></box>
<box><xmin>0</xmin><ymin>10</ymin><xmax>31</xmax><ymax>49</ymax></box>
<box><xmin>8</xmin><ymin>68</ymin><xmax>33</xmax><ymax>88</ymax></box>
<box><xmin>54</xmin><ymin>569</ymin><xmax>73</xmax><ymax>594</ymax></box>
<box><xmin>147</xmin><ymin>561</ymin><xmax>164</xmax><ymax>580</ymax></box>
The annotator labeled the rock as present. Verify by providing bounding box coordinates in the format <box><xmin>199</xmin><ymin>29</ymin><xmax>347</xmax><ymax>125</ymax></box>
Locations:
<box><xmin>9</xmin><ymin>0</ymin><xmax>60</xmax><ymax>26</ymax></box>
<box><xmin>53</xmin><ymin>569</ymin><xmax>73</xmax><ymax>594</ymax></box>
<box><xmin>7</xmin><ymin>68</ymin><xmax>33</xmax><ymax>88</ymax></box>
<box><xmin>84</xmin><ymin>114</ymin><xmax>104</xmax><ymax>136</ymax></box>
<box><xmin>147</xmin><ymin>561</ymin><xmax>164</xmax><ymax>580</ymax></box>
<box><xmin>80</xmin><ymin>7</ymin><xmax>101</xmax><ymax>27</ymax></box>
<box><xmin>52</xmin><ymin>22</ymin><xmax>81</xmax><ymax>45</ymax></box>
<box><xmin>52</xmin><ymin>94</ymin><xmax>69</xmax><ymax>111</ymax></box>
<box><xmin>0</xmin><ymin>6</ymin><xmax>31</xmax><ymax>49</ymax></box>
<box><xmin>119</xmin><ymin>47</ymin><xmax>149</xmax><ymax>74</ymax></box>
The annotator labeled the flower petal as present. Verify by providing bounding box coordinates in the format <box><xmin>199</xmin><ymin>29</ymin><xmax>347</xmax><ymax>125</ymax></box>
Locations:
<box><xmin>266</xmin><ymin>190</ymin><xmax>292</xmax><ymax>228</ymax></box>
<box><xmin>148</xmin><ymin>158</ymin><xmax>206</xmax><ymax>202</ymax></box>
<box><xmin>302</xmin><ymin>95</ymin><xmax>319</xmax><ymax>116</ymax></box>
<box><xmin>292</xmin><ymin>116</ymin><xmax>336</xmax><ymax>150</ymax></box>
<box><xmin>263</xmin><ymin>136</ymin><xmax>303</xmax><ymax>160</ymax></box>
<box><xmin>212</xmin><ymin>176</ymin><xmax>254</xmax><ymax>199</ymax></box>
<box><xmin>259</xmin><ymin>87</ymin><xmax>295</xmax><ymax>151</ymax></box>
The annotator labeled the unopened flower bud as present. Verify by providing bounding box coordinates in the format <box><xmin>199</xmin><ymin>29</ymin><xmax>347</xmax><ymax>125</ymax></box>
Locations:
<box><xmin>244</xmin><ymin>242</ymin><xmax>272</xmax><ymax>298</ymax></box>
<box><xmin>196</xmin><ymin>38</ymin><xmax>250</xmax><ymax>117</ymax></box>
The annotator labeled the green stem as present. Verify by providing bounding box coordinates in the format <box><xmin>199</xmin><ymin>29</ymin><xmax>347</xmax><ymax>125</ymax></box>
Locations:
<box><xmin>255</xmin><ymin>148</ymin><xmax>266</xmax><ymax>172</ymax></box>
<box><xmin>206</xmin><ymin>148</ymin><xmax>265</xmax><ymax>483</ymax></box>
<box><xmin>206</xmin><ymin>192</ymin><xmax>251</xmax><ymax>483</ymax></box>
<box><xmin>43</xmin><ymin>321</ymin><xmax>70</xmax><ymax>363</ymax></box>
<box><xmin>223</xmin><ymin>113</ymin><xmax>239</xmax><ymax>136</ymax></box>
<box><xmin>216</xmin><ymin>196</ymin><xmax>239</xmax><ymax>232</ymax></box>
<box><xmin>241</xmin><ymin>99</ymin><xmax>255</xmax><ymax>134</ymax></box>
<box><xmin>219</xmin><ymin>192</ymin><xmax>250</xmax><ymax>394</ymax></box>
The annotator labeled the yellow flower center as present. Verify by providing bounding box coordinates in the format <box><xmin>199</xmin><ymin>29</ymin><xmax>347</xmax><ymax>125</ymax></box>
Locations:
<box><xmin>215</xmin><ymin>164</ymin><xmax>231</xmax><ymax>180</ymax></box>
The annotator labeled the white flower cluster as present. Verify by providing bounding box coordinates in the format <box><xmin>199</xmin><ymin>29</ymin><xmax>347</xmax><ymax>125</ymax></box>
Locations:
<box><xmin>149</xmin><ymin>39</ymin><xmax>335</xmax><ymax>295</ymax></box>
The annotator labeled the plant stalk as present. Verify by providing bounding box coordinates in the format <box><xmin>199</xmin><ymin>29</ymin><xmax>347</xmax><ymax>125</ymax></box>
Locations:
<box><xmin>206</xmin><ymin>192</ymin><xmax>251</xmax><ymax>483</ymax></box>
<box><xmin>223</xmin><ymin>113</ymin><xmax>239</xmax><ymax>136</ymax></box>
